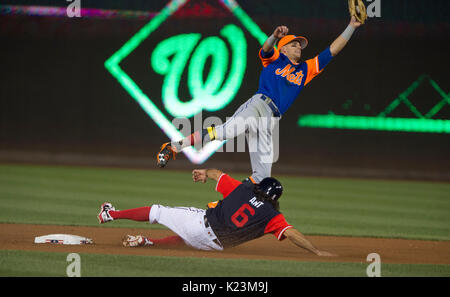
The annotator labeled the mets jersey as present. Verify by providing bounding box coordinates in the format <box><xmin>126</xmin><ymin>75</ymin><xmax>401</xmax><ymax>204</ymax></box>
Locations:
<box><xmin>205</xmin><ymin>174</ymin><xmax>292</xmax><ymax>248</ymax></box>
<box><xmin>256</xmin><ymin>47</ymin><xmax>333</xmax><ymax>115</ymax></box>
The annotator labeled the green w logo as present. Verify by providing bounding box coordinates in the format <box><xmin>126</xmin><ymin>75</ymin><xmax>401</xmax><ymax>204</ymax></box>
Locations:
<box><xmin>151</xmin><ymin>24</ymin><xmax>246</xmax><ymax>118</ymax></box>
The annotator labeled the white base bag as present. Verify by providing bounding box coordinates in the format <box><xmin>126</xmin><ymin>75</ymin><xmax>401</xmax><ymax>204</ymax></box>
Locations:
<box><xmin>34</xmin><ymin>234</ymin><xmax>93</xmax><ymax>245</ymax></box>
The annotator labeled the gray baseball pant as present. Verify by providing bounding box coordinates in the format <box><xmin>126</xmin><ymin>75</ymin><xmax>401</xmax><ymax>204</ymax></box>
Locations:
<box><xmin>214</xmin><ymin>93</ymin><xmax>280</xmax><ymax>183</ymax></box>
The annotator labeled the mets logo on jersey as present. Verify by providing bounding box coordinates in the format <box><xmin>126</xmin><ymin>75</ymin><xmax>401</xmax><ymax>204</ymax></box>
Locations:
<box><xmin>275</xmin><ymin>64</ymin><xmax>304</xmax><ymax>86</ymax></box>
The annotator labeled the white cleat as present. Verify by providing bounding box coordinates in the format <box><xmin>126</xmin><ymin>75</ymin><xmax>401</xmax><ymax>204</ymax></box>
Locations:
<box><xmin>98</xmin><ymin>202</ymin><xmax>116</xmax><ymax>224</ymax></box>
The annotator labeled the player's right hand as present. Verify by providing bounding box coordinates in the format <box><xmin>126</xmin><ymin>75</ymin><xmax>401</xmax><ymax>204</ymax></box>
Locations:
<box><xmin>273</xmin><ymin>26</ymin><xmax>289</xmax><ymax>39</ymax></box>
<box><xmin>192</xmin><ymin>169</ymin><xmax>207</xmax><ymax>183</ymax></box>
<box><xmin>349</xmin><ymin>16</ymin><xmax>362</xmax><ymax>28</ymax></box>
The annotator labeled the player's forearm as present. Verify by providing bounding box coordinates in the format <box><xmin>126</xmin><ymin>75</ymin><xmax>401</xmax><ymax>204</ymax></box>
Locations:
<box><xmin>262</xmin><ymin>34</ymin><xmax>278</xmax><ymax>53</ymax></box>
<box><xmin>205</xmin><ymin>169</ymin><xmax>224</xmax><ymax>181</ymax></box>
<box><xmin>330</xmin><ymin>23</ymin><xmax>357</xmax><ymax>56</ymax></box>
<box><xmin>285</xmin><ymin>228</ymin><xmax>321</xmax><ymax>255</ymax></box>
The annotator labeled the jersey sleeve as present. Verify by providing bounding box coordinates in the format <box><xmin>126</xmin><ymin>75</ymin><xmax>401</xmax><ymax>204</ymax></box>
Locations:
<box><xmin>215</xmin><ymin>174</ymin><xmax>242</xmax><ymax>198</ymax></box>
<box><xmin>304</xmin><ymin>47</ymin><xmax>333</xmax><ymax>86</ymax></box>
<box><xmin>264</xmin><ymin>213</ymin><xmax>293</xmax><ymax>241</ymax></box>
<box><xmin>258</xmin><ymin>47</ymin><xmax>280</xmax><ymax>67</ymax></box>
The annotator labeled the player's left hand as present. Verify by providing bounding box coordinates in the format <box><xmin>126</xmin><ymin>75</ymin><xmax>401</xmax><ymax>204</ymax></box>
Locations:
<box><xmin>350</xmin><ymin>16</ymin><xmax>362</xmax><ymax>28</ymax></box>
<box><xmin>192</xmin><ymin>169</ymin><xmax>207</xmax><ymax>183</ymax></box>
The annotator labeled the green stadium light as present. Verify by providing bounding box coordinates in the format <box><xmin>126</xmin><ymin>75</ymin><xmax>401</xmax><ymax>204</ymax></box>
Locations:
<box><xmin>151</xmin><ymin>24</ymin><xmax>247</xmax><ymax>118</ymax></box>
<box><xmin>298</xmin><ymin>114</ymin><xmax>450</xmax><ymax>133</ymax></box>
<box><xmin>298</xmin><ymin>75</ymin><xmax>450</xmax><ymax>134</ymax></box>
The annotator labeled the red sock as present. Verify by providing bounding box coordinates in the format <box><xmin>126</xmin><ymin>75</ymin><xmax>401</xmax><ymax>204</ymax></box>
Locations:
<box><xmin>150</xmin><ymin>235</ymin><xmax>185</xmax><ymax>247</ymax></box>
<box><xmin>177</xmin><ymin>131</ymin><xmax>201</xmax><ymax>150</ymax></box>
<box><xmin>109</xmin><ymin>206</ymin><xmax>151</xmax><ymax>221</ymax></box>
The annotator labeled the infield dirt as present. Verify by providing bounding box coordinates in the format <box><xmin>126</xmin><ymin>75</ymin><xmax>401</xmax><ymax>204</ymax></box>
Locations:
<box><xmin>1</xmin><ymin>223</ymin><xmax>449</xmax><ymax>265</ymax></box>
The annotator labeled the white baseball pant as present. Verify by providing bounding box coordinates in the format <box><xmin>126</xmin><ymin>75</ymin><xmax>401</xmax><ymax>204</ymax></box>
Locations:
<box><xmin>149</xmin><ymin>204</ymin><xmax>223</xmax><ymax>251</ymax></box>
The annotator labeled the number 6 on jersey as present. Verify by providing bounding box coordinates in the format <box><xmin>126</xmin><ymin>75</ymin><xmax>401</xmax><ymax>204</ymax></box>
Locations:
<box><xmin>231</xmin><ymin>203</ymin><xmax>255</xmax><ymax>227</ymax></box>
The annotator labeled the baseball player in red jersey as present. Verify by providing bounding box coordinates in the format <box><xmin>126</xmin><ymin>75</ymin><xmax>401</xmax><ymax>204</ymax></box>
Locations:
<box><xmin>157</xmin><ymin>17</ymin><xmax>363</xmax><ymax>186</ymax></box>
<box><xmin>98</xmin><ymin>169</ymin><xmax>334</xmax><ymax>256</ymax></box>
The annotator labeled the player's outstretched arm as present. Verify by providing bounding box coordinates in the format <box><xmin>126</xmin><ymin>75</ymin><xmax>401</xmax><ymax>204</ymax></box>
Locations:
<box><xmin>192</xmin><ymin>168</ymin><xmax>223</xmax><ymax>183</ymax></box>
<box><xmin>261</xmin><ymin>26</ymin><xmax>289</xmax><ymax>53</ymax></box>
<box><xmin>284</xmin><ymin>228</ymin><xmax>336</xmax><ymax>257</ymax></box>
<box><xmin>329</xmin><ymin>16</ymin><xmax>362</xmax><ymax>57</ymax></box>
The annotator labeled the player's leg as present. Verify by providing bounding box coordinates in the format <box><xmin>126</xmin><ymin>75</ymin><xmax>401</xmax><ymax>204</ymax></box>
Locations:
<box><xmin>98</xmin><ymin>202</ymin><xmax>148</xmax><ymax>223</ymax></box>
<box><xmin>247</xmin><ymin>126</ymin><xmax>272</xmax><ymax>183</ymax></box>
<box><xmin>246</xmin><ymin>97</ymin><xmax>279</xmax><ymax>184</ymax></box>
<box><xmin>97</xmin><ymin>203</ymin><xmax>187</xmax><ymax>248</ymax></box>
<box><xmin>109</xmin><ymin>206</ymin><xmax>151</xmax><ymax>221</ymax></box>
<box><xmin>213</xmin><ymin>95</ymin><xmax>262</xmax><ymax>142</ymax></box>
<box><xmin>156</xmin><ymin>125</ymin><xmax>220</xmax><ymax>168</ymax></box>
<box><xmin>148</xmin><ymin>205</ymin><xmax>223</xmax><ymax>251</ymax></box>
<box><xmin>170</xmin><ymin>102</ymin><xmax>256</xmax><ymax>150</ymax></box>
<box><xmin>98</xmin><ymin>202</ymin><xmax>152</xmax><ymax>223</ymax></box>
<box><xmin>108</xmin><ymin>205</ymin><xmax>186</xmax><ymax>248</ymax></box>
<box><xmin>157</xmin><ymin>95</ymin><xmax>261</xmax><ymax>168</ymax></box>
<box><xmin>247</xmin><ymin>114</ymin><xmax>279</xmax><ymax>183</ymax></box>
<box><xmin>99</xmin><ymin>203</ymin><xmax>222</xmax><ymax>250</ymax></box>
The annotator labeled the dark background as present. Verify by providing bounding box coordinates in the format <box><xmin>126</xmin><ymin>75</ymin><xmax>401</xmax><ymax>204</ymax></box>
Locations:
<box><xmin>1</xmin><ymin>0</ymin><xmax>449</xmax><ymax>180</ymax></box>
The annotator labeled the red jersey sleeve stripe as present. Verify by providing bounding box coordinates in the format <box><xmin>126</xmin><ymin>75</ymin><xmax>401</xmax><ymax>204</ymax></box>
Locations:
<box><xmin>277</xmin><ymin>225</ymin><xmax>294</xmax><ymax>240</ymax></box>
<box><xmin>264</xmin><ymin>213</ymin><xmax>293</xmax><ymax>241</ymax></box>
<box><xmin>215</xmin><ymin>173</ymin><xmax>226</xmax><ymax>192</ymax></box>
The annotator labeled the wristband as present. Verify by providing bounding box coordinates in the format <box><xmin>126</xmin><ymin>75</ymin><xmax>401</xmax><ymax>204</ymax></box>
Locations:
<box><xmin>266</xmin><ymin>34</ymin><xmax>279</xmax><ymax>48</ymax></box>
<box><xmin>341</xmin><ymin>24</ymin><xmax>355</xmax><ymax>41</ymax></box>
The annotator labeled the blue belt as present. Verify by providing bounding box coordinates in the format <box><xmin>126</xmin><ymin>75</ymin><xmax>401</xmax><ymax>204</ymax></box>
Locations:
<box><xmin>259</xmin><ymin>94</ymin><xmax>281</xmax><ymax>117</ymax></box>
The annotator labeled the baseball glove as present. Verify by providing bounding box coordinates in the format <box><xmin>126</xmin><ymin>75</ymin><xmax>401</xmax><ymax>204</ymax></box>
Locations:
<box><xmin>348</xmin><ymin>0</ymin><xmax>367</xmax><ymax>24</ymax></box>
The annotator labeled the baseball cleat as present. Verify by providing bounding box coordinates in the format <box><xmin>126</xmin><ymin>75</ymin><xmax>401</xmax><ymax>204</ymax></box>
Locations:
<box><xmin>122</xmin><ymin>235</ymin><xmax>153</xmax><ymax>247</ymax></box>
<box><xmin>157</xmin><ymin>142</ymin><xmax>177</xmax><ymax>168</ymax></box>
<box><xmin>98</xmin><ymin>202</ymin><xmax>116</xmax><ymax>224</ymax></box>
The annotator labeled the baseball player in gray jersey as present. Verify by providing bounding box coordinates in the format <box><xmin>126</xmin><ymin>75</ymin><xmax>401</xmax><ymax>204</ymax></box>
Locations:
<box><xmin>157</xmin><ymin>18</ymin><xmax>362</xmax><ymax>185</ymax></box>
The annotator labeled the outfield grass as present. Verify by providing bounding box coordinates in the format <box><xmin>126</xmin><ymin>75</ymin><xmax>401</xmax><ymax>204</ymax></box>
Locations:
<box><xmin>1</xmin><ymin>250</ymin><xmax>449</xmax><ymax>277</ymax></box>
<box><xmin>1</xmin><ymin>164</ymin><xmax>449</xmax><ymax>277</ymax></box>
<box><xmin>0</xmin><ymin>164</ymin><xmax>449</xmax><ymax>240</ymax></box>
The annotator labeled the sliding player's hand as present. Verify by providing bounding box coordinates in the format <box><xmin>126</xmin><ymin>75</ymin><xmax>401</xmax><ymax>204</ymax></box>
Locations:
<box><xmin>192</xmin><ymin>169</ymin><xmax>207</xmax><ymax>183</ymax></box>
